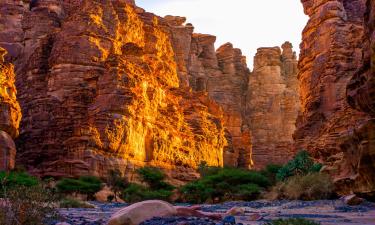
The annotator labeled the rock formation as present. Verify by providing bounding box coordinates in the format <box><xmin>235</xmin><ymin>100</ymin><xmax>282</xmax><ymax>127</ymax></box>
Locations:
<box><xmin>295</xmin><ymin>0</ymin><xmax>375</xmax><ymax>196</ymax></box>
<box><xmin>165</xmin><ymin>17</ymin><xmax>252</xmax><ymax>168</ymax></box>
<box><xmin>0</xmin><ymin>47</ymin><xmax>21</xmax><ymax>170</ymax></box>
<box><xmin>0</xmin><ymin>0</ymin><xmax>306</xmax><ymax>181</ymax></box>
<box><xmin>0</xmin><ymin>0</ymin><xmax>227</xmax><ymax>180</ymax></box>
<box><xmin>247</xmin><ymin>42</ymin><xmax>300</xmax><ymax>169</ymax></box>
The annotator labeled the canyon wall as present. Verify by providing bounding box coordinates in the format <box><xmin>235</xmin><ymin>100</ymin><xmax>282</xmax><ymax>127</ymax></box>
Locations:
<box><xmin>0</xmin><ymin>0</ymin><xmax>227</xmax><ymax>181</ymax></box>
<box><xmin>295</xmin><ymin>0</ymin><xmax>375</xmax><ymax>196</ymax></box>
<box><xmin>165</xmin><ymin>17</ymin><xmax>300</xmax><ymax>168</ymax></box>
<box><xmin>0</xmin><ymin>47</ymin><xmax>21</xmax><ymax>171</ymax></box>
<box><xmin>0</xmin><ymin>0</ymin><xmax>301</xmax><ymax>179</ymax></box>
<box><xmin>156</xmin><ymin>17</ymin><xmax>253</xmax><ymax>168</ymax></box>
<box><xmin>247</xmin><ymin>42</ymin><xmax>299</xmax><ymax>169</ymax></box>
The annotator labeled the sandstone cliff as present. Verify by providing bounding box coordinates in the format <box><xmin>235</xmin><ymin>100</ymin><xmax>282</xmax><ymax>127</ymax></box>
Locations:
<box><xmin>295</xmin><ymin>0</ymin><xmax>375</xmax><ymax>196</ymax></box>
<box><xmin>0</xmin><ymin>0</ymin><xmax>227</xmax><ymax>180</ymax></box>
<box><xmin>165</xmin><ymin>15</ymin><xmax>300</xmax><ymax>169</ymax></box>
<box><xmin>0</xmin><ymin>47</ymin><xmax>21</xmax><ymax>170</ymax></box>
<box><xmin>247</xmin><ymin>42</ymin><xmax>300</xmax><ymax>169</ymax></box>
<box><xmin>0</xmin><ymin>0</ymin><xmax>302</xmax><ymax>179</ymax></box>
<box><xmin>165</xmin><ymin>16</ymin><xmax>253</xmax><ymax>168</ymax></box>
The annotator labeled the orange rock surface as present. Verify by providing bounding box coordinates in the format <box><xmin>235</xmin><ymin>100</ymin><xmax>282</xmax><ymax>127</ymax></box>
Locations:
<box><xmin>0</xmin><ymin>47</ymin><xmax>21</xmax><ymax>170</ymax></box>
<box><xmin>0</xmin><ymin>1</ymin><xmax>226</xmax><ymax>180</ymax></box>
<box><xmin>247</xmin><ymin>42</ymin><xmax>300</xmax><ymax>169</ymax></box>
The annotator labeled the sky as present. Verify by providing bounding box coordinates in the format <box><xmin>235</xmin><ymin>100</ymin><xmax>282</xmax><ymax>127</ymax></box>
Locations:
<box><xmin>135</xmin><ymin>0</ymin><xmax>308</xmax><ymax>68</ymax></box>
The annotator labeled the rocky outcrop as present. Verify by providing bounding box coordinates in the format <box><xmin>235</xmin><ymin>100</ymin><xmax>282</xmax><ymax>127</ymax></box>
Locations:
<box><xmin>340</xmin><ymin>0</ymin><xmax>375</xmax><ymax>198</ymax></box>
<box><xmin>295</xmin><ymin>0</ymin><xmax>375</xmax><ymax>196</ymax></box>
<box><xmin>0</xmin><ymin>47</ymin><xmax>21</xmax><ymax>170</ymax></box>
<box><xmin>0</xmin><ymin>0</ymin><xmax>227</xmax><ymax>179</ymax></box>
<box><xmin>165</xmin><ymin>16</ymin><xmax>252</xmax><ymax>168</ymax></box>
<box><xmin>246</xmin><ymin>42</ymin><xmax>299</xmax><ymax>169</ymax></box>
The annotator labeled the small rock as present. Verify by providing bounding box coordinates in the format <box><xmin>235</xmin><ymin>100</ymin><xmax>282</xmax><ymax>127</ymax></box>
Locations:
<box><xmin>226</xmin><ymin>207</ymin><xmax>245</xmax><ymax>216</ymax></box>
<box><xmin>342</xmin><ymin>194</ymin><xmax>364</xmax><ymax>206</ymax></box>
<box><xmin>222</xmin><ymin>215</ymin><xmax>236</xmax><ymax>225</ymax></box>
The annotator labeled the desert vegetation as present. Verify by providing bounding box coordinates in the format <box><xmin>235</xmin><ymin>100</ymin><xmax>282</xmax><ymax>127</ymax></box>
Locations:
<box><xmin>121</xmin><ymin>167</ymin><xmax>175</xmax><ymax>203</ymax></box>
<box><xmin>265</xmin><ymin>218</ymin><xmax>321</xmax><ymax>225</ymax></box>
<box><xmin>0</xmin><ymin>171</ymin><xmax>58</xmax><ymax>225</ymax></box>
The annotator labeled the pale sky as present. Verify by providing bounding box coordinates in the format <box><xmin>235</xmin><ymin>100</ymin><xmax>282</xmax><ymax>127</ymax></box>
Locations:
<box><xmin>135</xmin><ymin>0</ymin><xmax>308</xmax><ymax>68</ymax></box>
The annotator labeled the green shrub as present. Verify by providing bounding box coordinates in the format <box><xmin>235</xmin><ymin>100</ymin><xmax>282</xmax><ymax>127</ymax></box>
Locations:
<box><xmin>198</xmin><ymin>161</ymin><xmax>221</xmax><ymax>177</ymax></box>
<box><xmin>180</xmin><ymin>181</ymin><xmax>214</xmax><ymax>204</ymax></box>
<box><xmin>261</xmin><ymin>164</ymin><xmax>283</xmax><ymax>185</ymax></box>
<box><xmin>136</xmin><ymin>167</ymin><xmax>174</xmax><ymax>190</ymax></box>
<box><xmin>181</xmin><ymin>167</ymin><xmax>269</xmax><ymax>203</ymax></box>
<box><xmin>0</xmin><ymin>171</ymin><xmax>39</xmax><ymax>189</ymax></box>
<box><xmin>270</xmin><ymin>173</ymin><xmax>334</xmax><ymax>201</ymax></box>
<box><xmin>56</xmin><ymin>176</ymin><xmax>102</xmax><ymax>200</ymax></box>
<box><xmin>0</xmin><ymin>184</ymin><xmax>58</xmax><ymax>225</ymax></box>
<box><xmin>122</xmin><ymin>183</ymin><xmax>174</xmax><ymax>203</ymax></box>
<box><xmin>142</xmin><ymin>189</ymin><xmax>173</xmax><ymax>201</ymax></box>
<box><xmin>276</xmin><ymin>151</ymin><xmax>322</xmax><ymax>181</ymax></box>
<box><xmin>235</xmin><ymin>183</ymin><xmax>261</xmax><ymax>201</ymax></box>
<box><xmin>107</xmin><ymin>169</ymin><xmax>129</xmax><ymax>200</ymax></box>
<box><xmin>121</xmin><ymin>183</ymin><xmax>147</xmax><ymax>203</ymax></box>
<box><xmin>60</xmin><ymin>198</ymin><xmax>95</xmax><ymax>208</ymax></box>
<box><xmin>265</xmin><ymin>218</ymin><xmax>320</xmax><ymax>225</ymax></box>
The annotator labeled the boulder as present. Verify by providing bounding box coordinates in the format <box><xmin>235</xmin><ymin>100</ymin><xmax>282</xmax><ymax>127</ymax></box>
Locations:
<box><xmin>107</xmin><ymin>200</ymin><xmax>177</xmax><ymax>225</ymax></box>
<box><xmin>342</xmin><ymin>194</ymin><xmax>364</xmax><ymax>206</ymax></box>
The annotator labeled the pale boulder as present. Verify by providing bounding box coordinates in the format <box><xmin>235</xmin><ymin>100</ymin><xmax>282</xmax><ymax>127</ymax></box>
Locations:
<box><xmin>107</xmin><ymin>200</ymin><xmax>177</xmax><ymax>225</ymax></box>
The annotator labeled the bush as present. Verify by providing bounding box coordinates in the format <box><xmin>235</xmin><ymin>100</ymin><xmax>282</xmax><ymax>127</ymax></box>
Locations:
<box><xmin>107</xmin><ymin>169</ymin><xmax>129</xmax><ymax>200</ymax></box>
<box><xmin>0</xmin><ymin>171</ymin><xmax>39</xmax><ymax>190</ymax></box>
<box><xmin>121</xmin><ymin>183</ymin><xmax>146</xmax><ymax>203</ymax></box>
<box><xmin>0</xmin><ymin>184</ymin><xmax>58</xmax><ymax>225</ymax></box>
<box><xmin>136</xmin><ymin>167</ymin><xmax>174</xmax><ymax>190</ymax></box>
<box><xmin>198</xmin><ymin>161</ymin><xmax>221</xmax><ymax>177</ymax></box>
<box><xmin>276</xmin><ymin>151</ymin><xmax>322</xmax><ymax>181</ymax></box>
<box><xmin>261</xmin><ymin>164</ymin><xmax>283</xmax><ymax>185</ymax></box>
<box><xmin>60</xmin><ymin>198</ymin><xmax>95</xmax><ymax>208</ymax></box>
<box><xmin>121</xmin><ymin>167</ymin><xmax>174</xmax><ymax>203</ymax></box>
<box><xmin>180</xmin><ymin>167</ymin><xmax>269</xmax><ymax>203</ymax></box>
<box><xmin>180</xmin><ymin>181</ymin><xmax>214</xmax><ymax>204</ymax></box>
<box><xmin>270</xmin><ymin>173</ymin><xmax>334</xmax><ymax>201</ymax></box>
<box><xmin>56</xmin><ymin>176</ymin><xmax>102</xmax><ymax>200</ymax></box>
<box><xmin>265</xmin><ymin>218</ymin><xmax>320</xmax><ymax>225</ymax></box>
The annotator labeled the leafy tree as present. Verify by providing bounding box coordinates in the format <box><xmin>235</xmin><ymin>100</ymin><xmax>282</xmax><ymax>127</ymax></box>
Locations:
<box><xmin>56</xmin><ymin>176</ymin><xmax>102</xmax><ymax>200</ymax></box>
<box><xmin>276</xmin><ymin>150</ymin><xmax>322</xmax><ymax>181</ymax></box>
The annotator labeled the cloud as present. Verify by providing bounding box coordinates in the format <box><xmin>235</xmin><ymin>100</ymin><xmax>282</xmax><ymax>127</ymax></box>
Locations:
<box><xmin>136</xmin><ymin>0</ymin><xmax>308</xmax><ymax>68</ymax></box>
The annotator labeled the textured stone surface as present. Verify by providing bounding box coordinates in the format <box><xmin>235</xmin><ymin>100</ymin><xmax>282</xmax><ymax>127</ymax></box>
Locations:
<box><xmin>0</xmin><ymin>1</ymin><xmax>227</xmax><ymax>179</ymax></box>
<box><xmin>340</xmin><ymin>0</ymin><xmax>375</xmax><ymax>198</ymax></box>
<box><xmin>295</xmin><ymin>0</ymin><xmax>375</xmax><ymax>195</ymax></box>
<box><xmin>165</xmin><ymin>16</ymin><xmax>252</xmax><ymax>168</ymax></box>
<box><xmin>247</xmin><ymin>42</ymin><xmax>299</xmax><ymax>169</ymax></box>
<box><xmin>0</xmin><ymin>47</ymin><xmax>21</xmax><ymax>170</ymax></box>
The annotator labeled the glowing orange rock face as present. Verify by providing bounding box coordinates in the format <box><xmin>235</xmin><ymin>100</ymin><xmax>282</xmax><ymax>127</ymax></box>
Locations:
<box><xmin>0</xmin><ymin>47</ymin><xmax>21</xmax><ymax>170</ymax></box>
<box><xmin>1</xmin><ymin>1</ymin><xmax>225</xmax><ymax>180</ymax></box>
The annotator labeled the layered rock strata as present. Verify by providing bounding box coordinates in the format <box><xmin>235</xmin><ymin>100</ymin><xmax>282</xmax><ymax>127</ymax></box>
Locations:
<box><xmin>295</xmin><ymin>0</ymin><xmax>375</xmax><ymax>195</ymax></box>
<box><xmin>0</xmin><ymin>0</ymin><xmax>227</xmax><ymax>180</ymax></box>
<box><xmin>247</xmin><ymin>42</ymin><xmax>299</xmax><ymax>169</ymax></box>
<box><xmin>165</xmin><ymin>16</ymin><xmax>252</xmax><ymax>168</ymax></box>
<box><xmin>341</xmin><ymin>0</ymin><xmax>375</xmax><ymax>197</ymax></box>
<box><xmin>0</xmin><ymin>47</ymin><xmax>21</xmax><ymax>170</ymax></box>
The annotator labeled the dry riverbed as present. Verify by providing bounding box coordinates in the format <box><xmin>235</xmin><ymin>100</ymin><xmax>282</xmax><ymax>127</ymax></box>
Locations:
<box><xmin>53</xmin><ymin>200</ymin><xmax>375</xmax><ymax>225</ymax></box>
